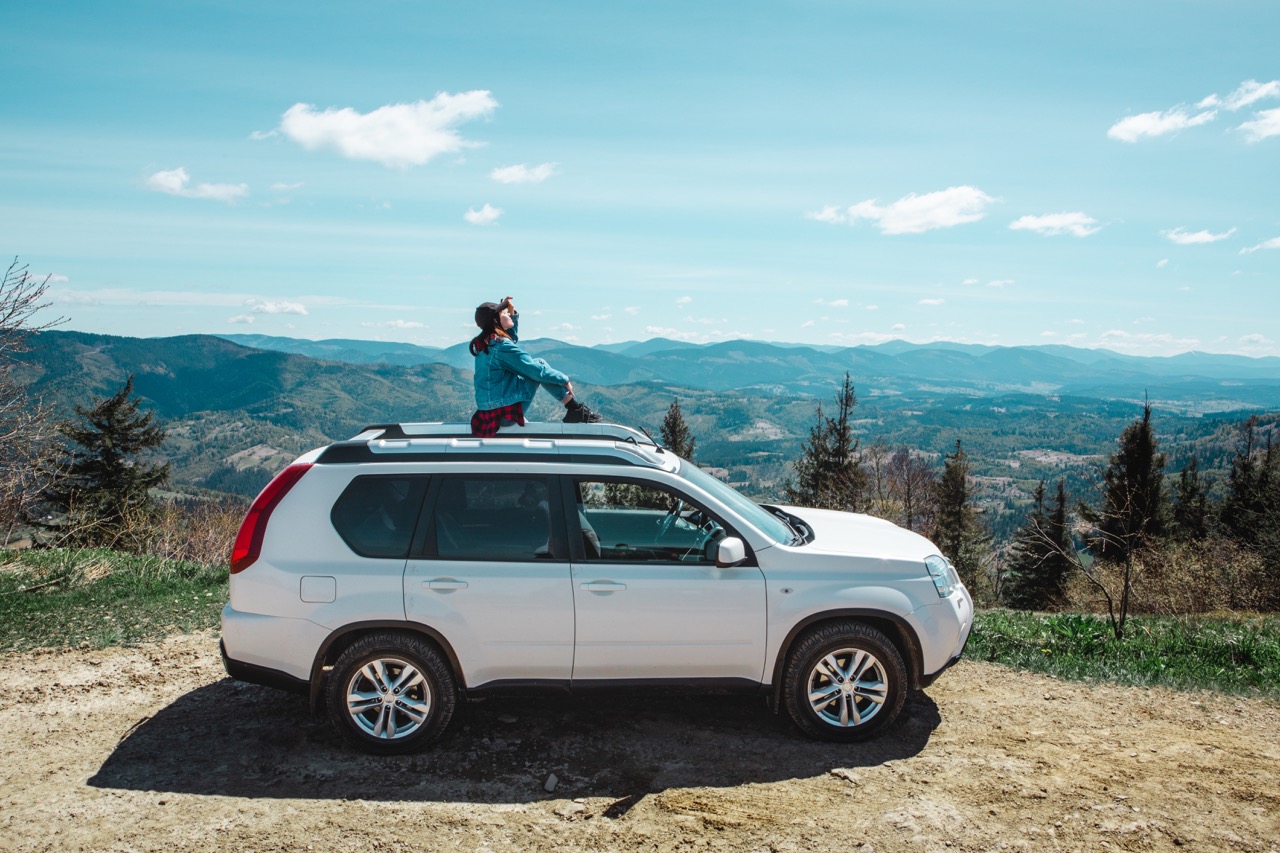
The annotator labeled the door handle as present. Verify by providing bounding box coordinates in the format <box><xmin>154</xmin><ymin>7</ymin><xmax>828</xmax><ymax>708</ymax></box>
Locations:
<box><xmin>425</xmin><ymin>579</ymin><xmax>469</xmax><ymax>591</ymax></box>
<box><xmin>580</xmin><ymin>581</ymin><xmax>627</xmax><ymax>592</ymax></box>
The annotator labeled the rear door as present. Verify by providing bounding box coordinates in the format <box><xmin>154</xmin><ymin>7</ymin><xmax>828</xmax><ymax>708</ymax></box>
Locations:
<box><xmin>403</xmin><ymin>474</ymin><xmax>575</xmax><ymax>687</ymax></box>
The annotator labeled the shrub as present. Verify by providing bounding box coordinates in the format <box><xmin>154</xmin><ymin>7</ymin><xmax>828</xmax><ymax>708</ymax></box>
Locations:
<box><xmin>1062</xmin><ymin>535</ymin><xmax>1269</xmax><ymax>616</ymax></box>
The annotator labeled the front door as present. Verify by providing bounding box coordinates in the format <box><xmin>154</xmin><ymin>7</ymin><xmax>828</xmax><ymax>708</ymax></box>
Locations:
<box><xmin>565</xmin><ymin>478</ymin><xmax>767</xmax><ymax>683</ymax></box>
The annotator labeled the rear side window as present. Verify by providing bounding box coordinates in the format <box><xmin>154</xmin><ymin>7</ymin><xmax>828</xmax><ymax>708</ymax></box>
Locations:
<box><xmin>331</xmin><ymin>475</ymin><xmax>429</xmax><ymax>558</ymax></box>
<box><xmin>428</xmin><ymin>476</ymin><xmax>559</xmax><ymax>561</ymax></box>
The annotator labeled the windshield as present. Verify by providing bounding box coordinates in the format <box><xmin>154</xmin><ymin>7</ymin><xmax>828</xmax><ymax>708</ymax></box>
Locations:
<box><xmin>677</xmin><ymin>460</ymin><xmax>796</xmax><ymax>545</ymax></box>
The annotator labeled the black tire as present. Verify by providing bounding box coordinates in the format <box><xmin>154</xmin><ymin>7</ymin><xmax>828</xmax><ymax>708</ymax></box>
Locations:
<box><xmin>782</xmin><ymin>621</ymin><xmax>907</xmax><ymax>742</ymax></box>
<box><xmin>326</xmin><ymin>632</ymin><xmax>457</xmax><ymax>755</ymax></box>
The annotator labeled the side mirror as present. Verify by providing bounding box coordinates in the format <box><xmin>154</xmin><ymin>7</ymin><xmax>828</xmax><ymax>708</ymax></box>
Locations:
<box><xmin>716</xmin><ymin>537</ymin><xmax>747</xmax><ymax>568</ymax></box>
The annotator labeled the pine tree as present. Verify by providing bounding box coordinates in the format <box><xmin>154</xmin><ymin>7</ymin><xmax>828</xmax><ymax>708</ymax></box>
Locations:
<box><xmin>1220</xmin><ymin>416</ymin><xmax>1280</xmax><ymax>604</ymax></box>
<box><xmin>1171</xmin><ymin>453</ymin><xmax>1210</xmax><ymax>540</ymax></box>
<box><xmin>660</xmin><ymin>398</ymin><xmax>696</xmax><ymax>460</ymax></box>
<box><xmin>1001</xmin><ymin>479</ymin><xmax>1072</xmax><ymax>610</ymax></box>
<box><xmin>50</xmin><ymin>375</ymin><xmax>170</xmax><ymax>545</ymax></box>
<box><xmin>1080</xmin><ymin>402</ymin><xmax>1167</xmax><ymax>562</ymax></box>
<box><xmin>935</xmin><ymin>440</ymin><xmax>988</xmax><ymax>591</ymax></box>
<box><xmin>785</xmin><ymin>373</ymin><xmax>866</xmax><ymax>512</ymax></box>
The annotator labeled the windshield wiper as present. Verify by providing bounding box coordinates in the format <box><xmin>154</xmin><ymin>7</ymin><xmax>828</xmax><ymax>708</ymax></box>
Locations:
<box><xmin>761</xmin><ymin>504</ymin><xmax>806</xmax><ymax>545</ymax></box>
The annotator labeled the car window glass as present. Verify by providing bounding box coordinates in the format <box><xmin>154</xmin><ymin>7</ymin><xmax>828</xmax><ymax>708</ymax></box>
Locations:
<box><xmin>432</xmin><ymin>477</ymin><xmax>555</xmax><ymax>561</ymax></box>
<box><xmin>575</xmin><ymin>480</ymin><xmax>726</xmax><ymax>564</ymax></box>
<box><xmin>331</xmin><ymin>475</ymin><xmax>429</xmax><ymax>558</ymax></box>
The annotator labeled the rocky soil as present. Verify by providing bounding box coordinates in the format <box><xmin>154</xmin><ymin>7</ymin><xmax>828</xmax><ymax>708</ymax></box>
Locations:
<box><xmin>1</xmin><ymin>630</ymin><xmax>1277</xmax><ymax>851</ymax></box>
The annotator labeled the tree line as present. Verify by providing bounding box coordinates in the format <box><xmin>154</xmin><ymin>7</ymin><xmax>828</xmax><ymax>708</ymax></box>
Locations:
<box><xmin>769</xmin><ymin>374</ymin><xmax>1279</xmax><ymax>632</ymax></box>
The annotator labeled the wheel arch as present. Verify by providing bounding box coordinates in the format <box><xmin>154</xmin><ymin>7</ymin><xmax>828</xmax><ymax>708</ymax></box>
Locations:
<box><xmin>308</xmin><ymin>620</ymin><xmax>466</xmax><ymax>713</ymax></box>
<box><xmin>768</xmin><ymin>609</ymin><xmax>924</xmax><ymax>711</ymax></box>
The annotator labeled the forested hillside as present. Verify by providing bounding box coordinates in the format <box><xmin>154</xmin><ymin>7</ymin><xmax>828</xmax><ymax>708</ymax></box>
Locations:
<box><xmin>19</xmin><ymin>330</ymin><xmax>1279</xmax><ymax>547</ymax></box>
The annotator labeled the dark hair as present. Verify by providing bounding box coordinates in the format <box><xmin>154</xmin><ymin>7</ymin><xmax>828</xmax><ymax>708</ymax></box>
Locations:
<box><xmin>469</xmin><ymin>329</ymin><xmax>494</xmax><ymax>356</ymax></box>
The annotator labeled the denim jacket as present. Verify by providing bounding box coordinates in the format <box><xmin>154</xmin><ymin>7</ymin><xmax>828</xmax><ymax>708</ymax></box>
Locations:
<box><xmin>473</xmin><ymin>315</ymin><xmax>570</xmax><ymax>409</ymax></box>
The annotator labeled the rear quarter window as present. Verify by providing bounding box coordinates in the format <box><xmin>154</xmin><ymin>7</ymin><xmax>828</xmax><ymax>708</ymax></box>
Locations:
<box><xmin>331</xmin><ymin>475</ymin><xmax>430</xmax><ymax>558</ymax></box>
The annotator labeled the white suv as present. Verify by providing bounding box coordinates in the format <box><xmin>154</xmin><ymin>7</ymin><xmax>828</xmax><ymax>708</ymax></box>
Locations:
<box><xmin>221</xmin><ymin>422</ymin><xmax>972</xmax><ymax>754</ymax></box>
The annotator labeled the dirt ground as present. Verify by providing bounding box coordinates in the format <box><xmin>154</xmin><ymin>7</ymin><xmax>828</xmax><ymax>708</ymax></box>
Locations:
<box><xmin>1</xmin><ymin>630</ymin><xmax>1277</xmax><ymax>852</ymax></box>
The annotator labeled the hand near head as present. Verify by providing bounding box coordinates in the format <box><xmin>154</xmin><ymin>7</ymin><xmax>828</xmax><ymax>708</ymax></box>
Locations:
<box><xmin>501</xmin><ymin>295</ymin><xmax>516</xmax><ymax>314</ymax></box>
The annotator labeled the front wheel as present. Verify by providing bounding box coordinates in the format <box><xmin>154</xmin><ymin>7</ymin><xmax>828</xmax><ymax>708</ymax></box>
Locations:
<box><xmin>326</xmin><ymin>632</ymin><xmax>457</xmax><ymax>754</ymax></box>
<box><xmin>782</xmin><ymin>621</ymin><xmax>906</xmax><ymax>741</ymax></box>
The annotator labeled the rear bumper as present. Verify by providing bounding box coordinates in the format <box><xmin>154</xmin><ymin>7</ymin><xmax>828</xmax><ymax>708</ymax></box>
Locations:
<box><xmin>220</xmin><ymin>639</ymin><xmax>309</xmax><ymax>696</ymax></box>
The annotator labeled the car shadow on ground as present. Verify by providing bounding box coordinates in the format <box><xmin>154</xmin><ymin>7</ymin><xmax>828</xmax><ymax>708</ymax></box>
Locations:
<box><xmin>88</xmin><ymin>678</ymin><xmax>941</xmax><ymax>804</ymax></box>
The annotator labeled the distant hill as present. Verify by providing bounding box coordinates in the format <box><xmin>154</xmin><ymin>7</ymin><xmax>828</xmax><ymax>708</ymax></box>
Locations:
<box><xmin>215</xmin><ymin>333</ymin><xmax>1280</xmax><ymax>410</ymax></box>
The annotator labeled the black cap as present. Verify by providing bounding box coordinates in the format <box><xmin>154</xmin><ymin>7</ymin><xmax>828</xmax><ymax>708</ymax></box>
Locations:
<box><xmin>475</xmin><ymin>301</ymin><xmax>501</xmax><ymax>330</ymax></box>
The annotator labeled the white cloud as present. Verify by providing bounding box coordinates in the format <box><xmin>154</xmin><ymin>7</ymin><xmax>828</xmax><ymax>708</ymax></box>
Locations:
<box><xmin>962</xmin><ymin>278</ymin><xmax>980</xmax><ymax>286</ymax></box>
<box><xmin>1162</xmin><ymin>226</ymin><xmax>1236</xmax><ymax>245</ymax></box>
<box><xmin>249</xmin><ymin>130</ymin><xmax>278</xmax><ymax>141</ymax></box>
<box><xmin>271</xmin><ymin>181</ymin><xmax>304</xmax><ymax>191</ymax></box>
<box><xmin>1110</xmin><ymin>81</ymin><xmax>1280</xmax><ymax>143</ymax></box>
<box><xmin>1098</xmin><ymin>329</ymin><xmax>1201</xmax><ymax>354</ymax></box>
<box><xmin>276</xmin><ymin>92</ymin><xmax>498</xmax><ymax>169</ymax></box>
<box><xmin>248</xmin><ymin>299</ymin><xmax>308</xmax><ymax>316</ymax></box>
<box><xmin>591</xmin><ymin>313</ymin><xmax>612</xmax><ymax>321</ymax></box>
<box><xmin>813</xmin><ymin>297</ymin><xmax>849</xmax><ymax>307</ymax></box>
<box><xmin>464</xmin><ymin>203</ymin><xmax>503</xmax><ymax>225</ymax></box>
<box><xmin>1157</xmin><ymin>259</ymin><xmax>1169</xmax><ymax>268</ymax></box>
<box><xmin>625</xmin><ymin>306</ymin><xmax>640</xmax><ymax>315</ymax></box>
<box><xmin>675</xmin><ymin>296</ymin><xmax>692</xmax><ymax>306</ymax></box>
<box><xmin>1237</xmin><ymin>108</ymin><xmax>1280</xmax><ymax>142</ymax></box>
<box><xmin>805</xmin><ymin>205</ymin><xmax>846</xmax><ymax>224</ymax></box>
<box><xmin>1107</xmin><ymin>106</ymin><xmax>1217</xmax><ymax>142</ymax></box>
<box><xmin>1008</xmin><ymin>211</ymin><xmax>1101</xmax><ymax>237</ymax></box>
<box><xmin>918</xmin><ymin>298</ymin><xmax>945</xmax><ymax>305</ymax></box>
<box><xmin>641</xmin><ymin>325</ymin><xmax>732</xmax><ymax>344</ymax></box>
<box><xmin>1222</xmin><ymin>79</ymin><xmax>1280</xmax><ymax>111</ymax></box>
<box><xmin>845</xmin><ymin>186</ymin><xmax>995</xmax><ymax>234</ymax></box>
<box><xmin>987</xmin><ymin>279</ymin><xmax>1015</xmax><ymax>288</ymax></box>
<box><xmin>1040</xmin><ymin>331</ymin><xmax>1058</xmax><ymax>338</ymax></box>
<box><xmin>490</xmin><ymin>162</ymin><xmax>558</xmax><ymax>183</ymax></box>
<box><xmin>1240</xmin><ymin>235</ymin><xmax>1280</xmax><ymax>254</ymax></box>
<box><xmin>1239</xmin><ymin>333</ymin><xmax>1275</xmax><ymax>352</ymax></box>
<box><xmin>145</xmin><ymin>167</ymin><xmax>247</xmax><ymax>203</ymax></box>
<box><xmin>891</xmin><ymin>323</ymin><xmax>906</xmax><ymax>332</ymax></box>
<box><xmin>865</xmin><ymin>304</ymin><xmax>879</xmax><ymax>311</ymax></box>
<box><xmin>361</xmin><ymin>319</ymin><xmax>425</xmax><ymax>330</ymax></box>
<box><xmin>228</xmin><ymin>314</ymin><xmax>255</xmax><ymax>324</ymax></box>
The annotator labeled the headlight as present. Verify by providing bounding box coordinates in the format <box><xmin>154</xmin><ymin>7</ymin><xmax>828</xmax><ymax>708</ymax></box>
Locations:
<box><xmin>924</xmin><ymin>555</ymin><xmax>957</xmax><ymax>598</ymax></box>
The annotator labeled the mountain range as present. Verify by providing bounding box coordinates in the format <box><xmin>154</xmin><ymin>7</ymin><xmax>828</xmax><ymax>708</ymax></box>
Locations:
<box><xmin>219</xmin><ymin>333</ymin><xmax>1280</xmax><ymax>411</ymax></box>
<box><xmin>17</xmin><ymin>330</ymin><xmax>1280</xmax><ymax>540</ymax></box>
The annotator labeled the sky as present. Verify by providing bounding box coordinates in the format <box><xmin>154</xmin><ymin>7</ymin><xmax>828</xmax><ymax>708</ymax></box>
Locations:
<box><xmin>3</xmin><ymin>0</ymin><xmax>1278</xmax><ymax>357</ymax></box>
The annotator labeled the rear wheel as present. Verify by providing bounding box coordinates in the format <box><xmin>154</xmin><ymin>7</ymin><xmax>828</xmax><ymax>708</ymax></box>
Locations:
<box><xmin>326</xmin><ymin>632</ymin><xmax>457</xmax><ymax>754</ymax></box>
<box><xmin>782</xmin><ymin>621</ymin><xmax>906</xmax><ymax>741</ymax></box>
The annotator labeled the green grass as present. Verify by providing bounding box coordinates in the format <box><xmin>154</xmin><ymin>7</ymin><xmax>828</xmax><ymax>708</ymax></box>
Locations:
<box><xmin>969</xmin><ymin>609</ymin><xmax>1280</xmax><ymax>700</ymax></box>
<box><xmin>0</xmin><ymin>547</ymin><xmax>227</xmax><ymax>652</ymax></box>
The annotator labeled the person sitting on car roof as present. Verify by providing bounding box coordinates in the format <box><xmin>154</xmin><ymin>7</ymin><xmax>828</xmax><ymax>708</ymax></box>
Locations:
<box><xmin>468</xmin><ymin>295</ymin><xmax>603</xmax><ymax>437</ymax></box>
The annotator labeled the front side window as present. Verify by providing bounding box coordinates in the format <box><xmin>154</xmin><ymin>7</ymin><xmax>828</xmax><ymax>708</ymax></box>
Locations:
<box><xmin>574</xmin><ymin>479</ymin><xmax>728</xmax><ymax>564</ymax></box>
<box><xmin>430</xmin><ymin>476</ymin><xmax>558</xmax><ymax>561</ymax></box>
<box><xmin>331</xmin><ymin>475</ymin><xmax>429</xmax><ymax>558</ymax></box>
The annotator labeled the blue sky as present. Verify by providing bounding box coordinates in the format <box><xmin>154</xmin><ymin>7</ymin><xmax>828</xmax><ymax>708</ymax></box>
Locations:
<box><xmin>4</xmin><ymin>0</ymin><xmax>1278</xmax><ymax>356</ymax></box>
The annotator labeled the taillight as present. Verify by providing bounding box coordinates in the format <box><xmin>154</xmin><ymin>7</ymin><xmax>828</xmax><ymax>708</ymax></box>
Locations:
<box><xmin>230</xmin><ymin>463</ymin><xmax>313</xmax><ymax>574</ymax></box>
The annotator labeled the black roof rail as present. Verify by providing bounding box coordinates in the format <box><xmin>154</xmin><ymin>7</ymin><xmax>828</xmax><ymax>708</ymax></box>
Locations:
<box><xmin>352</xmin><ymin>422</ymin><xmax>661</xmax><ymax>448</ymax></box>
